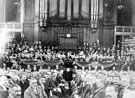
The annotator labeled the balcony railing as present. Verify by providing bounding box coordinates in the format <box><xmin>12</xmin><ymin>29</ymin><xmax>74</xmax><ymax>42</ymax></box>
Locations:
<box><xmin>115</xmin><ymin>26</ymin><xmax>135</xmax><ymax>35</ymax></box>
<box><xmin>0</xmin><ymin>22</ymin><xmax>23</xmax><ymax>32</ymax></box>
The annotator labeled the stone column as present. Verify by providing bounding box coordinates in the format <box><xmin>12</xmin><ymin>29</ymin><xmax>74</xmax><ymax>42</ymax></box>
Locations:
<box><xmin>20</xmin><ymin>0</ymin><xmax>24</xmax><ymax>23</ymax></box>
<box><xmin>20</xmin><ymin>0</ymin><xmax>25</xmax><ymax>34</ymax></box>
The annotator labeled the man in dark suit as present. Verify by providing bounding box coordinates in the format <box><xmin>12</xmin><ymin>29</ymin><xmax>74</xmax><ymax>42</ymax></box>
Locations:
<box><xmin>63</xmin><ymin>69</ymin><xmax>73</xmax><ymax>82</ymax></box>
<box><xmin>18</xmin><ymin>75</ymin><xmax>29</xmax><ymax>98</ymax></box>
<box><xmin>44</xmin><ymin>72</ymin><xmax>63</xmax><ymax>98</ymax></box>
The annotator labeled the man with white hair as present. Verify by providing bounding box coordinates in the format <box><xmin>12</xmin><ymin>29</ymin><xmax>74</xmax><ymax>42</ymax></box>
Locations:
<box><xmin>8</xmin><ymin>85</ymin><xmax>21</xmax><ymax>98</ymax></box>
<box><xmin>92</xmin><ymin>78</ymin><xmax>106</xmax><ymax>98</ymax></box>
<box><xmin>105</xmin><ymin>84</ymin><xmax>118</xmax><ymax>98</ymax></box>
<box><xmin>24</xmin><ymin>78</ymin><xmax>47</xmax><ymax>98</ymax></box>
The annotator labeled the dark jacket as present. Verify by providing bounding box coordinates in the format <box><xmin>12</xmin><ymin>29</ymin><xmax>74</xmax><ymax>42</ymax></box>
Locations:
<box><xmin>92</xmin><ymin>87</ymin><xmax>106</xmax><ymax>98</ymax></box>
<box><xmin>0</xmin><ymin>86</ymin><xmax>8</xmax><ymax>98</ymax></box>
<box><xmin>24</xmin><ymin>85</ymin><xmax>47</xmax><ymax>98</ymax></box>
<box><xmin>18</xmin><ymin>80</ymin><xmax>29</xmax><ymax>98</ymax></box>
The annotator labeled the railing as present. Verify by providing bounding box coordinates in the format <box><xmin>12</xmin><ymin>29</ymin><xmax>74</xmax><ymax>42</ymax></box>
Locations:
<box><xmin>114</xmin><ymin>26</ymin><xmax>135</xmax><ymax>45</ymax></box>
<box><xmin>0</xmin><ymin>22</ymin><xmax>23</xmax><ymax>32</ymax></box>
<box><xmin>115</xmin><ymin>26</ymin><xmax>135</xmax><ymax>35</ymax></box>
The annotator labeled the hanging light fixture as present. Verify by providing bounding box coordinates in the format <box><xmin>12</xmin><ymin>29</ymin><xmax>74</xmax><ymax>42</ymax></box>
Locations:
<box><xmin>13</xmin><ymin>0</ymin><xmax>21</xmax><ymax>5</ymax></box>
<box><xmin>118</xmin><ymin>0</ymin><xmax>123</xmax><ymax>9</ymax></box>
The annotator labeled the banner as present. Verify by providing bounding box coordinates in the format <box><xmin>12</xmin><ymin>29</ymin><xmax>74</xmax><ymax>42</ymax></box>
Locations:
<box><xmin>22</xmin><ymin>60</ymin><xmax>38</xmax><ymax>65</ymax></box>
<box><xmin>73</xmin><ymin>61</ymin><xmax>92</xmax><ymax>68</ymax></box>
<box><xmin>44</xmin><ymin>60</ymin><xmax>64</xmax><ymax>66</ymax></box>
<box><xmin>91</xmin><ymin>61</ymin><xmax>115</xmax><ymax>68</ymax></box>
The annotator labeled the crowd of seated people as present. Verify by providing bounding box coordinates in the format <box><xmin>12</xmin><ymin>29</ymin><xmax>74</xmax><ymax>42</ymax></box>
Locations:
<box><xmin>2</xmin><ymin>39</ymin><xmax>134</xmax><ymax>70</ymax></box>
<box><xmin>0</xmin><ymin>64</ymin><xmax>135</xmax><ymax>98</ymax></box>
<box><xmin>0</xmin><ymin>39</ymin><xmax>135</xmax><ymax>98</ymax></box>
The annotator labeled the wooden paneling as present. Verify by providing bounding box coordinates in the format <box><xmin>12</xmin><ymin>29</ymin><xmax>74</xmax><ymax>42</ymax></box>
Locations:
<box><xmin>101</xmin><ymin>27</ymin><xmax>114</xmax><ymax>47</ymax></box>
<box><xmin>31</xmin><ymin>27</ymin><xmax>111</xmax><ymax>47</ymax></box>
<box><xmin>83</xmin><ymin>27</ymin><xmax>99</xmax><ymax>44</ymax></box>
<box><xmin>99</xmin><ymin>27</ymin><xmax>104</xmax><ymax>46</ymax></box>
<box><xmin>39</xmin><ymin>26</ymin><xmax>99</xmax><ymax>47</ymax></box>
<box><xmin>6</xmin><ymin>0</ymin><xmax>18</xmax><ymax>22</ymax></box>
<box><xmin>23</xmin><ymin>23</ymin><xmax>34</xmax><ymax>44</ymax></box>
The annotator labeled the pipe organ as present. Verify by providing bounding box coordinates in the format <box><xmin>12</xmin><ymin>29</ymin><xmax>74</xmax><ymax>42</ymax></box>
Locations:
<box><xmin>38</xmin><ymin>0</ymin><xmax>103</xmax><ymax>26</ymax></box>
<box><xmin>36</xmin><ymin>0</ymin><xmax>117</xmax><ymax>48</ymax></box>
<box><xmin>22</xmin><ymin>0</ymin><xmax>117</xmax><ymax>47</ymax></box>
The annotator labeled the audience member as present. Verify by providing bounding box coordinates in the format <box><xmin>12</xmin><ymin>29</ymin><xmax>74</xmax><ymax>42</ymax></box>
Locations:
<box><xmin>24</xmin><ymin>78</ymin><xmax>47</xmax><ymax>98</ymax></box>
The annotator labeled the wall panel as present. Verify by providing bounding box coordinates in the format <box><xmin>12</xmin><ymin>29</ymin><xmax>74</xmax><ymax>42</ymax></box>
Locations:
<box><xmin>0</xmin><ymin>0</ymin><xmax>5</xmax><ymax>22</ymax></box>
<box><xmin>102</xmin><ymin>27</ymin><xmax>114</xmax><ymax>47</ymax></box>
<box><xmin>23</xmin><ymin>0</ymin><xmax>35</xmax><ymax>44</ymax></box>
<box><xmin>24</xmin><ymin>0</ymin><xmax>35</xmax><ymax>22</ymax></box>
<box><xmin>39</xmin><ymin>26</ymin><xmax>100</xmax><ymax>47</ymax></box>
<box><xmin>6</xmin><ymin>0</ymin><xmax>20</xmax><ymax>22</ymax></box>
<box><xmin>23</xmin><ymin>23</ymin><xmax>34</xmax><ymax>44</ymax></box>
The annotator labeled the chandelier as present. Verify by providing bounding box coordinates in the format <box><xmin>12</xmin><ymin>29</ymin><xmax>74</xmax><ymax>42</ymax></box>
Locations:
<box><xmin>118</xmin><ymin>0</ymin><xmax>123</xmax><ymax>9</ymax></box>
<box><xmin>13</xmin><ymin>0</ymin><xmax>21</xmax><ymax>5</ymax></box>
